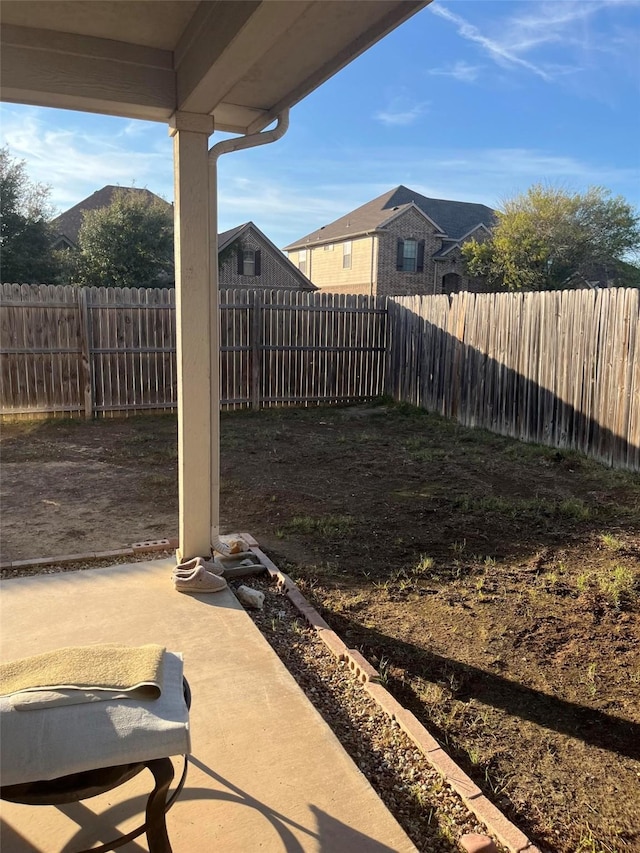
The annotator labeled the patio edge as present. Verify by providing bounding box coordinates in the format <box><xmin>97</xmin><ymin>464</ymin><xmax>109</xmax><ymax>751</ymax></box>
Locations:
<box><xmin>0</xmin><ymin>538</ymin><xmax>179</xmax><ymax>571</ymax></box>
<box><xmin>249</xmin><ymin>542</ymin><xmax>541</xmax><ymax>853</ymax></box>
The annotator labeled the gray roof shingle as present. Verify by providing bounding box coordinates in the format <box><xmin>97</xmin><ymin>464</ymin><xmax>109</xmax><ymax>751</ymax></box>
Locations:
<box><xmin>284</xmin><ymin>185</ymin><xmax>496</xmax><ymax>249</ymax></box>
<box><xmin>51</xmin><ymin>186</ymin><xmax>171</xmax><ymax>246</ymax></box>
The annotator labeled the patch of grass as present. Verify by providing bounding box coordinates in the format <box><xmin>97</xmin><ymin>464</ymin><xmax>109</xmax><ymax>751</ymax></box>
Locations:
<box><xmin>378</xmin><ymin>655</ymin><xmax>391</xmax><ymax>686</ymax></box>
<box><xmin>413</xmin><ymin>555</ymin><xmax>435</xmax><ymax>575</ymax></box>
<box><xmin>557</xmin><ymin>498</ymin><xmax>591</xmax><ymax>521</ymax></box>
<box><xmin>583</xmin><ymin>663</ymin><xmax>599</xmax><ymax>698</ymax></box>
<box><xmin>393</xmin><ymin>487</ymin><xmax>436</xmax><ymax>500</ymax></box>
<box><xmin>451</xmin><ymin>539</ymin><xmax>467</xmax><ymax>555</ymax></box>
<box><xmin>574</xmin><ymin>563</ymin><xmax>638</xmax><ymax>608</ymax></box>
<box><xmin>449</xmin><ymin>494</ymin><xmax>549</xmax><ymax>519</ymax></box>
<box><xmin>143</xmin><ymin>473</ymin><xmax>174</xmax><ymax>488</ymax></box>
<box><xmin>281</xmin><ymin>514</ymin><xmax>354</xmax><ymax>538</ymax></box>
<box><xmin>575</xmin><ymin>825</ymin><xmax>610</xmax><ymax>853</ymax></box>
<box><xmin>597</xmin><ymin>564</ymin><xmax>638</xmax><ymax>608</ymax></box>
<box><xmin>332</xmin><ymin>591</ymin><xmax>369</xmax><ymax>613</ymax></box>
<box><xmin>409</xmin><ymin>447</ymin><xmax>450</xmax><ymax>463</ymax></box>
<box><xmin>402</xmin><ymin>438</ymin><xmax>449</xmax><ymax>463</ymax></box>
<box><xmin>599</xmin><ymin>533</ymin><xmax>623</xmax><ymax>551</ymax></box>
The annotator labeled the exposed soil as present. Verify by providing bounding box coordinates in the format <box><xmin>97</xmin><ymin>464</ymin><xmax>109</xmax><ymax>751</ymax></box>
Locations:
<box><xmin>1</xmin><ymin>404</ymin><xmax>639</xmax><ymax>853</ymax></box>
<box><xmin>238</xmin><ymin>574</ymin><xmax>507</xmax><ymax>853</ymax></box>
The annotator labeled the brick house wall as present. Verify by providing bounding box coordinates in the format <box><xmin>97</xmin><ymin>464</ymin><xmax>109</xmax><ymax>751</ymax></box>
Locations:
<box><xmin>220</xmin><ymin>225</ymin><xmax>312</xmax><ymax>290</ymax></box>
<box><xmin>434</xmin><ymin>227</ymin><xmax>492</xmax><ymax>294</ymax></box>
<box><xmin>375</xmin><ymin>207</ymin><xmax>442</xmax><ymax>296</ymax></box>
<box><xmin>288</xmin><ymin>235</ymin><xmax>376</xmax><ymax>294</ymax></box>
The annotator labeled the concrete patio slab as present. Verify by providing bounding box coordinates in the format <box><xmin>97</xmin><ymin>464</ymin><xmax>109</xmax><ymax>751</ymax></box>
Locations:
<box><xmin>0</xmin><ymin>559</ymin><xmax>417</xmax><ymax>852</ymax></box>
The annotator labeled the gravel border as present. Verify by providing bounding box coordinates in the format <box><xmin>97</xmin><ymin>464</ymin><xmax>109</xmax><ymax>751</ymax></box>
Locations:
<box><xmin>237</xmin><ymin>571</ymin><xmax>501</xmax><ymax>853</ymax></box>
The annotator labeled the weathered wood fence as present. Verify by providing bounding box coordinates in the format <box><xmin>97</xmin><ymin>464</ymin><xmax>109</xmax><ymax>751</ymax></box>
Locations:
<box><xmin>386</xmin><ymin>288</ymin><xmax>639</xmax><ymax>471</ymax></box>
<box><xmin>1</xmin><ymin>284</ymin><xmax>638</xmax><ymax>470</ymax></box>
<box><xmin>0</xmin><ymin>284</ymin><xmax>387</xmax><ymax>417</ymax></box>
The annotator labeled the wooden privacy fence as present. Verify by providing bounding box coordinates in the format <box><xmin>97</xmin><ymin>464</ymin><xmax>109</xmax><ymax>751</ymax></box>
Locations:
<box><xmin>386</xmin><ymin>288</ymin><xmax>640</xmax><ymax>471</ymax></box>
<box><xmin>1</xmin><ymin>283</ymin><xmax>638</xmax><ymax>470</ymax></box>
<box><xmin>0</xmin><ymin>284</ymin><xmax>387</xmax><ymax>417</ymax></box>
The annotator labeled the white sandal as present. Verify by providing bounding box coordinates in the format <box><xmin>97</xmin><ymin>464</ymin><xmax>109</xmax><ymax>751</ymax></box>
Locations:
<box><xmin>173</xmin><ymin>564</ymin><xmax>227</xmax><ymax>594</ymax></box>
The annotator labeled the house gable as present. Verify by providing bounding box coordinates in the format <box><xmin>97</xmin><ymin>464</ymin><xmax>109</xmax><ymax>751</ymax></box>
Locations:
<box><xmin>219</xmin><ymin>222</ymin><xmax>315</xmax><ymax>291</ymax></box>
<box><xmin>378</xmin><ymin>202</ymin><xmax>446</xmax><ymax>236</ymax></box>
<box><xmin>375</xmin><ymin>206</ymin><xmax>442</xmax><ymax>297</ymax></box>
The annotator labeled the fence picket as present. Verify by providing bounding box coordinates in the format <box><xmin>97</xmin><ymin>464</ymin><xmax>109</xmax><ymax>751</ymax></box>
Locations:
<box><xmin>1</xmin><ymin>284</ymin><xmax>638</xmax><ymax>470</ymax></box>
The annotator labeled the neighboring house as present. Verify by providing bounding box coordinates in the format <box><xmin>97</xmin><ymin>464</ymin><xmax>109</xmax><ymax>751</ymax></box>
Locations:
<box><xmin>563</xmin><ymin>260</ymin><xmax>640</xmax><ymax>291</ymax></box>
<box><xmin>51</xmin><ymin>186</ymin><xmax>171</xmax><ymax>250</ymax></box>
<box><xmin>218</xmin><ymin>222</ymin><xmax>315</xmax><ymax>291</ymax></box>
<box><xmin>284</xmin><ymin>185</ymin><xmax>496</xmax><ymax>296</ymax></box>
<box><xmin>53</xmin><ymin>189</ymin><xmax>313</xmax><ymax>291</ymax></box>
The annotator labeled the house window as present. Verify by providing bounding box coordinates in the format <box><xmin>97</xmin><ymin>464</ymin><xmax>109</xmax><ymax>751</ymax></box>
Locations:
<box><xmin>343</xmin><ymin>241</ymin><xmax>352</xmax><ymax>269</ymax></box>
<box><xmin>323</xmin><ymin>244</ymin><xmax>334</xmax><ymax>251</ymax></box>
<box><xmin>237</xmin><ymin>246</ymin><xmax>261</xmax><ymax>276</ymax></box>
<box><xmin>242</xmin><ymin>249</ymin><xmax>255</xmax><ymax>276</ymax></box>
<box><xmin>396</xmin><ymin>239</ymin><xmax>425</xmax><ymax>273</ymax></box>
<box><xmin>298</xmin><ymin>250</ymin><xmax>307</xmax><ymax>275</ymax></box>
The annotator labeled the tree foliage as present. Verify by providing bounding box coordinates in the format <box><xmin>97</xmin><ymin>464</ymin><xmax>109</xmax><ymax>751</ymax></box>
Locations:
<box><xmin>72</xmin><ymin>189</ymin><xmax>174</xmax><ymax>288</ymax></box>
<box><xmin>462</xmin><ymin>184</ymin><xmax>640</xmax><ymax>291</ymax></box>
<box><xmin>0</xmin><ymin>146</ymin><xmax>60</xmax><ymax>284</ymax></box>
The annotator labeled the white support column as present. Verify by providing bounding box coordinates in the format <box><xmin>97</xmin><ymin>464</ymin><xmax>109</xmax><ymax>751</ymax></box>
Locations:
<box><xmin>170</xmin><ymin>112</ymin><xmax>216</xmax><ymax>560</ymax></box>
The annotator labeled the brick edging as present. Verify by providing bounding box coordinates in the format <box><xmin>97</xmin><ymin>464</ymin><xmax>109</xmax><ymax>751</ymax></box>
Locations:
<box><xmin>249</xmin><ymin>543</ymin><xmax>540</xmax><ymax>853</ymax></box>
<box><xmin>0</xmin><ymin>538</ymin><xmax>178</xmax><ymax>572</ymax></box>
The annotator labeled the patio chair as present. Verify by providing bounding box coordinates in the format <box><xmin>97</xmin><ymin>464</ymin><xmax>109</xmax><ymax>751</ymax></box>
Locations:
<box><xmin>0</xmin><ymin>648</ymin><xmax>191</xmax><ymax>853</ymax></box>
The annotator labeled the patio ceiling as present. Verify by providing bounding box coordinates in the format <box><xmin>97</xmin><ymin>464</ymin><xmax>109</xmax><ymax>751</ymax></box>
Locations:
<box><xmin>0</xmin><ymin>0</ymin><xmax>428</xmax><ymax>133</ymax></box>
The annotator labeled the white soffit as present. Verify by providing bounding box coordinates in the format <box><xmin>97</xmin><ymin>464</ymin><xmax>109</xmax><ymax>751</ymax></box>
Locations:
<box><xmin>0</xmin><ymin>0</ymin><xmax>429</xmax><ymax>133</ymax></box>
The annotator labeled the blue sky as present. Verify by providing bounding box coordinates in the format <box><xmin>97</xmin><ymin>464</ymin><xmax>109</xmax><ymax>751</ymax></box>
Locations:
<box><xmin>1</xmin><ymin>0</ymin><xmax>639</xmax><ymax>248</ymax></box>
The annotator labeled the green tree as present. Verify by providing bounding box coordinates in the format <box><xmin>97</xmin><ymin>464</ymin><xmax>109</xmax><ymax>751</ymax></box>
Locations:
<box><xmin>0</xmin><ymin>146</ymin><xmax>60</xmax><ymax>284</ymax></box>
<box><xmin>462</xmin><ymin>184</ymin><xmax>640</xmax><ymax>291</ymax></box>
<box><xmin>73</xmin><ymin>189</ymin><xmax>174</xmax><ymax>288</ymax></box>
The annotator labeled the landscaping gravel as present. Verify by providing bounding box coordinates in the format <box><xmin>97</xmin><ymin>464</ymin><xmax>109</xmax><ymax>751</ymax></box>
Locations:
<box><xmin>236</xmin><ymin>574</ymin><xmax>505</xmax><ymax>853</ymax></box>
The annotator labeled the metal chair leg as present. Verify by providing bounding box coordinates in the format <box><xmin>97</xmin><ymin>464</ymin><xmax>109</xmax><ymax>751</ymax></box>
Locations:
<box><xmin>145</xmin><ymin>758</ymin><xmax>175</xmax><ymax>853</ymax></box>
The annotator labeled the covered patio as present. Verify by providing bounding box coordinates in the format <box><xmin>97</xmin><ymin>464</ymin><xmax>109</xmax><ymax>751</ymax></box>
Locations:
<box><xmin>1</xmin><ymin>2</ymin><xmax>429</xmax><ymax>850</ymax></box>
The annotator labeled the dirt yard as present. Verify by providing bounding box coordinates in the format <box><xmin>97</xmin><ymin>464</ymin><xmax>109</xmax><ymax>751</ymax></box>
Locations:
<box><xmin>1</xmin><ymin>404</ymin><xmax>639</xmax><ymax>853</ymax></box>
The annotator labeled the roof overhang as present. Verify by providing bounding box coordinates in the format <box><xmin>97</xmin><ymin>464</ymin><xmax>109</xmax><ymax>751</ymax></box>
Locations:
<box><xmin>284</xmin><ymin>228</ymin><xmax>385</xmax><ymax>252</ymax></box>
<box><xmin>0</xmin><ymin>0</ymin><xmax>428</xmax><ymax>134</ymax></box>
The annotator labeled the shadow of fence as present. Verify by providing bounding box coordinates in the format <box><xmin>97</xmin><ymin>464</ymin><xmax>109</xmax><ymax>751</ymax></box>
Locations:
<box><xmin>385</xmin><ymin>288</ymin><xmax>639</xmax><ymax>471</ymax></box>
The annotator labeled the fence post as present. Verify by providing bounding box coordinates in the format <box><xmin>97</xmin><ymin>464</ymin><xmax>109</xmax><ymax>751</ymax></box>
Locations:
<box><xmin>383</xmin><ymin>296</ymin><xmax>394</xmax><ymax>400</ymax></box>
<box><xmin>78</xmin><ymin>287</ymin><xmax>94</xmax><ymax>419</ymax></box>
<box><xmin>251</xmin><ymin>290</ymin><xmax>262</xmax><ymax>410</ymax></box>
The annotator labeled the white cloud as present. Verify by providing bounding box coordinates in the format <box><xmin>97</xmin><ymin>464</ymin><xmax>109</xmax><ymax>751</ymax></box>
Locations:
<box><xmin>374</xmin><ymin>99</ymin><xmax>428</xmax><ymax>126</ymax></box>
<box><xmin>0</xmin><ymin>108</ymin><xmax>172</xmax><ymax>213</ymax></box>
<box><xmin>430</xmin><ymin>4</ymin><xmax>554</xmax><ymax>81</ymax></box>
<box><xmin>429</xmin><ymin>0</ymin><xmax>640</xmax><ymax>96</ymax></box>
<box><xmin>427</xmin><ymin>60</ymin><xmax>482</xmax><ymax>83</ymax></box>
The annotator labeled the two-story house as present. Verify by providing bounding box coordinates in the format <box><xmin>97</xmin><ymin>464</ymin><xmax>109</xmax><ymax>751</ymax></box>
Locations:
<box><xmin>284</xmin><ymin>185</ymin><xmax>496</xmax><ymax>296</ymax></box>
